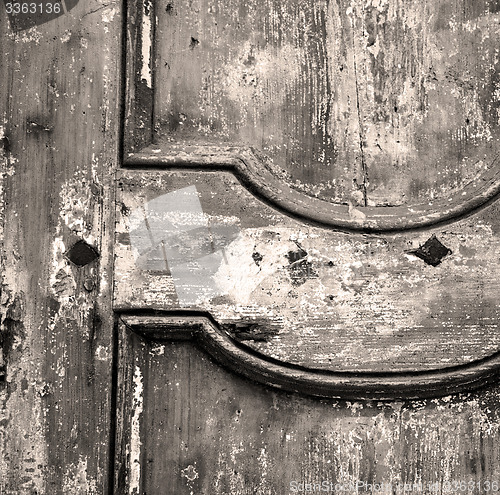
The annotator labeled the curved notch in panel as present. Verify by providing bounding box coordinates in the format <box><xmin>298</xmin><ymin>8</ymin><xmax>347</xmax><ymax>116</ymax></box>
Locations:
<box><xmin>125</xmin><ymin>147</ymin><xmax>500</xmax><ymax>232</ymax></box>
<box><xmin>120</xmin><ymin>314</ymin><xmax>500</xmax><ymax>400</ymax></box>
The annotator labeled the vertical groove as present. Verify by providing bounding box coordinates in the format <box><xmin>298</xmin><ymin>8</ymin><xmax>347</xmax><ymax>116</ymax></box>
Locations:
<box><xmin>109</xmin><ymin>1</ymin><xmax>129</xmax><ymax>492</ymax></box>
<box><xmin>118</xmin><ymin>0</ymin><xmax>129</xmax><ymax>164</ymax></box>
<box><xmin>150</xmin><ymin>0</ymin><xmax>157</xmax><ymax>145</ymax></box>
<box><xmin>350</xmin><ymin>5</ymin><xmax>369</xmax><ymax>207</ymax></box>
<box><xmin>107</xmin><ymin>315</ymin><xmax>120</xmax><ymax>495</ymax></box>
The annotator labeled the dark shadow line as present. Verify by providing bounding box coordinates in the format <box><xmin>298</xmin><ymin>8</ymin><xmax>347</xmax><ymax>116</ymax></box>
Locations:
<box><xmin>117</xmin><ymin>0</ymin><xmax>129</xmax><ymax>167</ymax></box>
<box><xmin>107</xmin><ymin>313</ymin><xmax>121</xmax><ymax>495</ymax></box>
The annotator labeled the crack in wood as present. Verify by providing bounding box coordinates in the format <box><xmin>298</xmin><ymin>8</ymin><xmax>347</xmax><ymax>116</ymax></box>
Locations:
<box><xmin>350</xmin><ymin>9</ymin><xmax>369</xmax><ymax>207</ymax></box>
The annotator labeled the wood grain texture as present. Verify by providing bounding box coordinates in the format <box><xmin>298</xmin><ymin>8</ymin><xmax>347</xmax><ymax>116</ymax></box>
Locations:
<box><xmin>124</xmin><ymin>0</ymin><xmax>154</xmax><ymax>153</ymax></box>
<box><xmin>115</xmin><ymin>169</ymin><xmax>500</xmax><ymax>373</ymax></box>
<box><xmin>127</xmin><ymin>0</ymin><xmax>500</xmax><ymax>210</ymax></box>
<box><xmin>0</xmin><ymin>2</ymin><xmax>120</xmax><ymax>492</ymax></box>
<box><xmin>120</xmin><ymin>315</ymin><xmax>500</xmax><ymax>399</ymax></box>
<box><xmin>125</xmin><ymin>146</ymin><xmax>500</xmax><ymax>231</ymax></box>
<box><xmin>115</xmin><ymin>321</ymin><xmax>500</xmax><ymax>494</ymax></box>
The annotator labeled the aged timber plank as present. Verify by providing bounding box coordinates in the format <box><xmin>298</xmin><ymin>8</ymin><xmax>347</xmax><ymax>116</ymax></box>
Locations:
<box><xmin>0</xmin><ymin>2</ymin><xmax>120</xmax><ymax>492</ymax></box>
<box><xmin>120</xmin><ymin>315</ymin><xmax>500</xmax><ymax>399</ymax></box>
<box><xmin>353</xmin><ymin>0</ymin><xmax>500</xmax><ymax>207</ymax></box>
<box><xmin>127</xmin><ymin>0</ymin><xmax>500</xmax><ymax>212</ymax></box>
<box><xmin>124</xmin><ymin>145</ymin><xmax>500</xmax><ymax>231</ymax></box>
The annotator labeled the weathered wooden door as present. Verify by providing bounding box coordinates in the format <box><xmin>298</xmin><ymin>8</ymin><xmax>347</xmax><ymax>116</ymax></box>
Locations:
<box><xmin>2</xmin><ymin>0</ymin><xmax>500</xmax><ymax>494</ymax></box>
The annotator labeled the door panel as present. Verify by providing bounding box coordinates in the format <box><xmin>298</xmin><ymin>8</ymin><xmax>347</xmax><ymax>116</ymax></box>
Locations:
<box><xmin>141</xmin><ymin>0</ymin><xmax>500</xmax><ymax>208</ymax></box>
<box><xmin>114</xmin><ymin>0</ymin><xmax>500</xmax><ymax>491</ymax></box>
<box><xmin>3</xmin><ymin>0</ymin><xmax>500</xmax><ymax>493</ymax></box>
<box><xmin>115</xmin><ymin>318</ymin><xmax>500</xmax><ymax>494</ymax></box>
<box><xmin>0</xmin><ymin>2</ymin><xmax>119</xmax><ymax>493</ymax></box>
<box><xmin>115</xmin><ymin>170</ymin><xmax>500</xmax><ymax>377</ymax></box>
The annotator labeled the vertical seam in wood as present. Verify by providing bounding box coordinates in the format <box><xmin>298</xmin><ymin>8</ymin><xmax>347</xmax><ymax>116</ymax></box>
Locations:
<box><xmin>150</xmin><ymin>0</ymin><xmax>157</xmax><ymax>145</ymax></box>
<box><xmin>118</xmin><ymin>0</ymin><xmax>129</xmax><ymax>165</ymax></box>
<box><xmin>350</xmin><ymin>11</ymin><xmax>368</xmax><ymax>207</ymax></box>
<box><xmin>107</xmin><ymin>315</ymin><xmax>121</xmax><ymax>495</ymax></box>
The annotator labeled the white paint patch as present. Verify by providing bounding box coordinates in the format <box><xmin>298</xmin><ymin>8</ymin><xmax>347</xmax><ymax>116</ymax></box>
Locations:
<box><xmin>102</xmin><ymin>6</ymin><xmax>117</xmax><ymax>23</ymax></box>
<box><xmin>49</xmin><ymin>237</ymin><xmax>77</xmax><ymax>304</ymax></box>
<box><xmin>12</xmin><ymin>26</ymin><xmax>42</xmax><ymax>44</ymax></box>
<box><xmin>58</xmin><ymin>173</ymin><xmax>96</xmax><ymax>236</ymax></box>
<box><xmin>141</xmin><ymin>5</ymin><xmax>153</xmax><ymax>87</ymax></box>
<box><xmin>347</xmin><ymin>203</ymin><xmax>366</xmax><ymax>221</ymax></box>
<box><xmin>223</xmin><ymin>41</ymin><xmax>302</xmax><ymax>107</ymax></box>
<box><xmin>61</xmin><ymin>30</ymin><xmax>72</xmax><ymax>43</ymax></box>
<box><xmin>181</xmin><ymin>464</ymin><xmax>199</xmax><ymax>482</ymax></box>
<box><xmin>62</xmin><ymin>456</ymin><xmax>97</xmax><ymax>494</ymax></box>
<box><xmin>213</xmin><ymin>233</ymin><xmax>297</xmax><ymax>305</ymax></box>
<box><xmin>95</xmin><ymin>345</ymin><xmax>110</xmax><ymax>361</ymax></box>
<box><xmin>149</xmin><ymin>344</ymin><xmax>165</xmax><ymax>356</ymax></box>
<box><xmin>129</xmin><ymin>366</ymin><xmax>144</xmax><ymax>494</ymax></box>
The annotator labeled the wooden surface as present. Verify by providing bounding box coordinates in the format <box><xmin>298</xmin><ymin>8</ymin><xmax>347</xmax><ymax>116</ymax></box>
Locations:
<box><xmin>128</xmin><ymin>0</ymin><xmax>500</xmax><ymax>209</ymax></box>
<box><xmin>120</xmin><ymin>315</ymin><xmax>500</xmax><ymax>400</ymax></box>
<box><xmin>0</xmin><ymin>2</ymin><xmax>120</xmax><ymax>492</ymax></box>
<box><xmin>115</xmin><ymin>169</ymin><xmax>500</xmax><ymax>374</ymax></box>
<box><xmin>2</xmin><ymin>0</ymin><xmax>500</xmax><ymax>493</ymax></box>
<box><xmin>115</xmin><ymin>321</ymin><xmax>500</xmax><ymax>494</ymax></box>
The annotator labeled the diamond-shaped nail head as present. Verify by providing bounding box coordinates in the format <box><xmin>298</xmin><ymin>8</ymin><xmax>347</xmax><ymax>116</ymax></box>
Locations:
<box><xmin>409</xmin><ymin>235</ymin><xmax>452</xmax><ymax>266</ymax></box>
<box><xmin>65</xmin><ymin>240</ymin><xmax>99</xmax><ymax>267</ymax></box>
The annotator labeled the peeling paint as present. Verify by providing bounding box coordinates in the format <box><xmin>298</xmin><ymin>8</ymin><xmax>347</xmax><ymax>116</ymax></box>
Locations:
<box><xmin>62</xmin><ymin>456</ymin><xmax>97</xmax><ymax>494</ymax></box>
<box><xmin>129</xmin><ymin>365</ymin><xmax>144</xmax><ymax>494</ymax></box>
<box><xmin>141</xmin><ymin>1</ymin><xmax>153</xmax><ymax>88</ymax></box>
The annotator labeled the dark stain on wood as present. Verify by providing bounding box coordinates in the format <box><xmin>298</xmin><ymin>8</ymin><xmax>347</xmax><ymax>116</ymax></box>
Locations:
<box><xmin>222</xmin><ymin>321</ymin><xmax>279</xmax><ymax>343</ymax></box>
<box><xmin>87</xmin><ymin>303</ymin><xmax>102</xmax><ymax>386</ymax></box>
<box><xmin>26</xmin><ymin>119</ymin><xmax>53</xmax><ymax>134</ymax></box>
<box><xmin>1</xmin><ymin>293</ymin><xmax>25</xmax><ymax>363</ymax></box>
<box><xmin>286</xmin><ymin>245</ymin><xmax>318</xmax><ymax>286</ymax></box>
<box><xmin>252</xmin><ymin>252</ymin><xmax>263</xmax><ymax>266</ymax></box>
<box><xmin>189</xmin><ymin>37</ymin><xmax>200</xmax><ymax>50</ymax></box>
<box><xmin>1</xmin><ymin>134</ymin><xmax>10</xmax><ymax>154</ymax></box>
<box><xmin>0</xmin><ymin>293</ymin><xmax>25</xmax><ymax>387</ymax></box>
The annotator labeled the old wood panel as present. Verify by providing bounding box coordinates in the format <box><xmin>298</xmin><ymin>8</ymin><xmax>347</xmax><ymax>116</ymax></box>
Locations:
<box><xmin>130</xmin><ymin>0</ymin><xmax>500</xmax><ymax>208</ymax></box>
<box><xmin>115</xmin><ymin>321</ymin><xmax>500</xmax><ymax>494</ymax></box>
<box><xmin>0</xmin><ymin>2</ymin><xmax>120</xmax><ymax>493</ymax></box>
<box><xmin>115</xmin><ymin>169</ymin><xmax>500</xmax><ymax>378</ymax></box>
<box><xmin>114</xmin><ymin>0</ymin><xmax>500</xmax><ymax>492</ymax></box>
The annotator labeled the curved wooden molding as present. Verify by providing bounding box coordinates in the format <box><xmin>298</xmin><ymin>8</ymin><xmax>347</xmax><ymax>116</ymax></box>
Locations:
<box><xmin>120</xmin><ymin>314</ymin><xmax>500</xmax><ymax>400</ymax></box>
<box><xmin>124</xmin><ymin>146</ymin><xmax>500</xmax><ymax>232</ymax></box>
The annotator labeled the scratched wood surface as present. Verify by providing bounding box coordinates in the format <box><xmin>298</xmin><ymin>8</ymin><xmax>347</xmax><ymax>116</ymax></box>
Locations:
<box><xmin>134</xmin><ymin>0</ymin><xmax>500</xmax><ymax>207</ymax></box>
<box><xmin>0</xmin><ymin>2</ymin><xmax>119</xmax><ymax>493</ymax></box>
<box><xmin>115</xmin><ymin>325</ymin><xmax>500</xmax><ymax>494</ymax></box>
<box><xmin>115</xmin><ymin>169</ymin><xmax>500</xmax><ymax>373</ymax></box>
<box><xmin>2</xmin><ymin>0</ymin><xmax>500</xmax><ymax>494</ymax></box>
